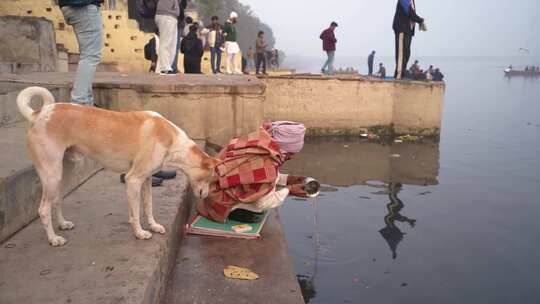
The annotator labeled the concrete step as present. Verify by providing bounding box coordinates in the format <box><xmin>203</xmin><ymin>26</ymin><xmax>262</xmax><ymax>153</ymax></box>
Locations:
<box><xmin>165</xmin><ymin>210</ymin><xmax>305</xmax><ymax>304</ymax></box>
<box><xmin>0</xmin><ymin>120</ymin><xmax>100</xmax><ymax>243</ymax></box>
<box><xmin>0</xmin><ymin>170</ymin><xmax>193</xmax><ymax>304</ymax></box>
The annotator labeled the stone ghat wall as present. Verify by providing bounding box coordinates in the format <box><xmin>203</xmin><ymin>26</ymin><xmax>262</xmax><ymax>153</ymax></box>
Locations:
<box><xmin>0</xmin><ymin>72</ymin><xmax>444</xmax><ymax>146</ymax></box>
<box><xmin>262</xmin><ymin>76</ymin><xmax>445</xmax><ymax>138</ymax></box>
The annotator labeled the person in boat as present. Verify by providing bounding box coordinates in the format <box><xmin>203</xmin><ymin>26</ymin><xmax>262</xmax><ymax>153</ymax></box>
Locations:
<box><xmin>197</xmin><ymin>121</ymin><xmax>311</xmax><ymax>223</ymax></box>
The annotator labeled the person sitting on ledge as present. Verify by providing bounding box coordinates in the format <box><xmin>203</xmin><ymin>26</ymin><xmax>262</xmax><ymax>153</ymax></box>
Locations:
<box><xmin>432</xmin><ymin>68</ymin><xmax>444</xmax><ymax>81</ymax></box>
<box><xmin>376</xmin><ymin>62</ymin><xmax>387</xmax><ymax>78</ymax></box>
<box><xmin>197</xmin><ymin>121</ymin><xmax>311</xmax><ymax>223</ymax></box>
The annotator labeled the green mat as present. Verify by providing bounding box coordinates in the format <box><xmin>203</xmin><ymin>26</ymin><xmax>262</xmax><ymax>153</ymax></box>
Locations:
<box><xmin>187</xmin><ymin>211</ymin><xmax>269</xmax><ymax>239</ymax></box>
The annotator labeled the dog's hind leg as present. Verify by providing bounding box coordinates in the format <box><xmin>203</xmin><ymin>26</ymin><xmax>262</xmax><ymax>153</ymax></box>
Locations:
<box><xmin>142</xmin><ymin>177</ymin><xmax>166</xmax><ymax>234</ymax></box>
<box><xmin>125</xmin><ymin>172</ymin><xmax>153</xmax><ymax>240</ymax></box>
<box><xmin>30</xmin><ymin>140</ymin><xmax>67</xmax><ymax>246</ymax></box>
<box><xmin>56</xmin><ymin>195</ymin><xmax>75</xmax><ymax>231</ymax></box>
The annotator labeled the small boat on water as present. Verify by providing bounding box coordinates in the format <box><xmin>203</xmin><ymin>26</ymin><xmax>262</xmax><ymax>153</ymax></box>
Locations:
<box><xmin>504</xmin><ymin>69</ymin><xmax>540</xmax><ymax>77</ymax></box>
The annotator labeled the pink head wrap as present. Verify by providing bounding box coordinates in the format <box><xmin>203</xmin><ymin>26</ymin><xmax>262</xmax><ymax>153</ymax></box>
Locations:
<box><xmin>267</xmin><ymin>121</ymin><xmax>306</xmax><ymax>154</ymax></box>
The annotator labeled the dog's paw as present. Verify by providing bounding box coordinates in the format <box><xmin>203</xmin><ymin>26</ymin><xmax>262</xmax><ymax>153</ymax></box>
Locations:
<box><xmin>150</xmin><ymin>223</ymin><xmax>166</xmax><ymax>234</ymax></box>
<box><xmin>59</xmin><ymin>221</ymin><xmax>75</xmax><ymax>230</ymax></box>
<box><xmin>135</xmin><ymin>230</ymin><xmax>153</xmax><ymax>240</ymax></box>
<box><xmin>49</xmin><ymin>235</ymin><xmax>67</xmax><ymax>247</ymax></box>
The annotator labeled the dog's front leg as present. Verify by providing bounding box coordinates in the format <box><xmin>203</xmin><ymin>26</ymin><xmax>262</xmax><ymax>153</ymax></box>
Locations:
<box><xmin>125</xmin><ymin>175</ymin><xmax>152</xmax><ymax>240</ymax></box>
<box><xmin>142</xmin><ymin>177</ymin><xmax>166</xmax><ymax>234</ymax></box>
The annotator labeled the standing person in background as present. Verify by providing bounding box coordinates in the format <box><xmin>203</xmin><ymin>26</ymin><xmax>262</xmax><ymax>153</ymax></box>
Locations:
<box><xmin>247</xmin><ymin>47</ymin><xmax>255</xmax><ymax>70</ymax></box>
<box><xmin>320</xmin><ymin>21</ymin><xmax>338</xmax><ymax>75</ymax></box>
<box><xmin>368</xmin><ymin>50</ymin><xmax>376</xmax><ymax>77</ymax></box>
<box><xmin>208</xmin><ymin>16</ymin><xmax>223</xmax><ymax>74</ymax></box>
<box><xmin>169</xmin><ymin>0</ymin><xmax>188</xmax><ymax>73</ymax></box>
<box><xmin>255</xmin><ymin>31</ymin><xmax>267</xmax><ymax>75</ymax></box>
<box><xmin>58</xmin><ymin>0</ymin><xmax>104</xmax><ymax>106</ymax></box>
<box><xmin>393</xmin><ymin>0</ymin><xmax>425</xmax><ymax>80</ymax></box>
<box><xmin>144</xmin><ymin>29</ymin><xmax>160</xmax><ymax>72</ymax></box>
<box><xmin>182</xmin><ymin>16</ymin><xmax>194</xmax><ymax>39</ymax></box>
<box><xmin>223</xmin><ymin>12</ymin><xmax>242</xmax><ymax>75</ymax></box>
<box><xmin>155</xmin><ymin>0</ymin><xmax>182</xmax><ymax>75</ymax></box>
<box><xmin>180</xmin><ymin>24</ymin><xmax>204</xmax><ymax>74</ymax></box>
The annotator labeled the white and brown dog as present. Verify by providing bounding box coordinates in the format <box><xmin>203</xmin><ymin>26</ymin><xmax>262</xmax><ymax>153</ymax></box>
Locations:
<box><xmin>17</xmin><ymin>86</ymin><xmax>219</xmax><ymax>247</ymax></box>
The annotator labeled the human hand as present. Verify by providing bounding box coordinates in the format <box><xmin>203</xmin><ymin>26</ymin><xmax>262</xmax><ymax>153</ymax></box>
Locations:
<box><xmin>287</xmin><ymin>184</ymin><xmax>308</xmax><ymax>198</ymax></box>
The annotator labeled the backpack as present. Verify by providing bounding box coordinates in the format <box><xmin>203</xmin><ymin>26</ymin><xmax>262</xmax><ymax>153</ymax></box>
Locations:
<box><xmin>144</xmin><ymin>37</ymin><xmax>156</xmax><ymax>61</ymax></box>
<box><xmin>138</xmin><ymin>0</ymin><xmax>158</xmax><ymax>19</ymax></box>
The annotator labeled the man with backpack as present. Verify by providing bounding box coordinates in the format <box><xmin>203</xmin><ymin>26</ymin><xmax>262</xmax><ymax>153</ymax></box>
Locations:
<box><xmin>144</xmin><ymin>29</ymin><xmax>159</xmax><ymax>72</ymax></box>
<box><xmin>393</xmin><ymin>0</ymin><xmax>425</xmax><ymax>80</ymax></box>
<box><xmin>58</xmin><ymin>0</ymin><xmax>104</xmax><ymax>106</ymax></box>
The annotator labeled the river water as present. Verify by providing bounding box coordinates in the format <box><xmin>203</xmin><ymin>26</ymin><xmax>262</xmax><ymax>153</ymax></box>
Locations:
<box><xmin>279</xmin><ymin>57</ymin><xmax>540</xmax><ymax>304</ymax></box>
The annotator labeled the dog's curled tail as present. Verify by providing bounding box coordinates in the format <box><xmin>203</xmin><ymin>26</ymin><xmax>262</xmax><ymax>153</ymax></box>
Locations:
<box><xmin>17</xmin><ymin>86</ymin><xmax>55</xmax><ymax>123</ymax></box>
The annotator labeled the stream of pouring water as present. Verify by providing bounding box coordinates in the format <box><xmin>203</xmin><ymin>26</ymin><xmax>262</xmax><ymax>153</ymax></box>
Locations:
<box><xmin>310</xmin><ymin>196</ymin><xmax>320</xmax><ymax>280</ymax></box>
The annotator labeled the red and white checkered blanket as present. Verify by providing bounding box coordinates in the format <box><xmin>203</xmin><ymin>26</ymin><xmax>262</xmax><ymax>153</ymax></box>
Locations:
<box><xmin>197</xmin><ymin>127</ymin><xmax>285</xmax><ymax>223</ymax></box>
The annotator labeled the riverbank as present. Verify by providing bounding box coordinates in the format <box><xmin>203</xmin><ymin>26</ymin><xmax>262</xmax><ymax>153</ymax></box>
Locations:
<box><xmin>0</xmin><ymin>72</ymin><xmax>444</xmax><ymax>145</ymax></box>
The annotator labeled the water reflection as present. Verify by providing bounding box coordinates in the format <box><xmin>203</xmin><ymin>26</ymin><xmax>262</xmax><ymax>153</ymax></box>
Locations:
<box><xmin>379</xmin><ymin>183</ymin><xmax>417</xmax><ymax>260</ymax></box>
<box><xmin>283</xmin><ymin>137</ymin><xmax>439</xmax><ymax>186</ymax></box>
<box><xmin>281</xmin><ymin>138</ymin><xmax>439</xmax><ymax>303</ymax></box>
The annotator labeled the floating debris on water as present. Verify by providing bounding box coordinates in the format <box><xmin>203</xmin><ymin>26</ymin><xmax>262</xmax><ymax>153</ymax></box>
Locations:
<box><xmin>397</xmin><ymin>134</ymin><xmax>420</xmax><ymax>142</ymax></box>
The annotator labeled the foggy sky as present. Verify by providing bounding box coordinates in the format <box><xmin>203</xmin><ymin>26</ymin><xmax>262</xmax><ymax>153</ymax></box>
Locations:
<box><xmin>240</xmin><ymin>0</ymin><xmax>540</xmax><ymax>58</ymax></box>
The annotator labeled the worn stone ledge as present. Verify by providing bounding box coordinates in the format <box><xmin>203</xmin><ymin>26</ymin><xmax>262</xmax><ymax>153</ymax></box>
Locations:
<box><xmin>165</xmin><ymin>209</ymin><xmax>305</xmax><ymax>304</ymax></box>
<box><xmin>0</xmin><ymin>72</ymin><xmax>265</xmax><ymax>95</ymax></box>
<box><xmin>0</xmin><ymin>171</ymin><xmax>192</xmax><ymax>304</ymax></box>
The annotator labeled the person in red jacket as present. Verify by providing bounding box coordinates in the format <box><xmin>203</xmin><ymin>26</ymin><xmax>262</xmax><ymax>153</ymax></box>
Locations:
<box><xmin>320</xmin><ymin>21</ymin><xmax>338</xmax><ymax>75</ymax></box>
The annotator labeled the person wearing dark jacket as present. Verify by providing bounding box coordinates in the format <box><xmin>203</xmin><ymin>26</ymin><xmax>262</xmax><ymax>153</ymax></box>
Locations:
<box><xmin>181</xmin><ymin>25</ymin><xmax>204</xmax><ymax>74</ymax></box>
<box><xmin>170</xmin><ymin>0</ymin><xmax>188</xmax><ymax>73</ymax></box>
<box><xmin>58</xmin><ymin>0</ymin><xmax>104</xmax><ymax>106</ymax></box>
<box><xmin>432</xmin><ymin>68</ymin><xmax>444</xmax><ymax>81</ymax></box>
<box><xmin>320</xmin><ymin>21</ymin><xmax>338</xmax><ymax>75</ymax></box>
<box><xmin>368</xmin><ymin>50</ymin><xmax>376</xmax><ymax>76</ymax></box>
<box><xmin>393</xmin><ymin>0</ymin><xmax>424</xmax><ymax>80</ymax></box>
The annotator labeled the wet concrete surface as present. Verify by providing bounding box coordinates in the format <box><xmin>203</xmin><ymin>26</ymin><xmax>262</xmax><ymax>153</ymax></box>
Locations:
<box><xmin>0</xmin><ymin>171</ymin><xmax>190</xmax><ymax>304</ymax></box>
<box><xmin>165</xmin><ymin>210</ymin><xmax>304</xmax><ymax>304</ymax></box>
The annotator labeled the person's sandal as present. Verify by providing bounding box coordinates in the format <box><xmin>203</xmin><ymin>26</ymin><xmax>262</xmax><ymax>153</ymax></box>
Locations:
<box><xmin>120</xmin><ymin>174</ymin><xmax>164</xmax><ymax>187</ymax></box>
<box><xmin>153</xmin><ymin>170</ymin><xmax>177</xmax><ymax>180</ymax></box>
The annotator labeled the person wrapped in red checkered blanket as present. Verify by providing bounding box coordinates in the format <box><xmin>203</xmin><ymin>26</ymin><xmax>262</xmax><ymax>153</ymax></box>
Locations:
<box><xmin>196</xmin><ymin>121</ymin><xmax>309</xmax><ymax>223</ymax></box>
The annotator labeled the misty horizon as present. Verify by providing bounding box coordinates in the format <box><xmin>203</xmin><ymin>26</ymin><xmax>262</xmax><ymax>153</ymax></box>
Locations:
<box><xmin>240</xmin><ymin>0</ymin><xmax>540</xmax><ymax>58</ymax></box>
